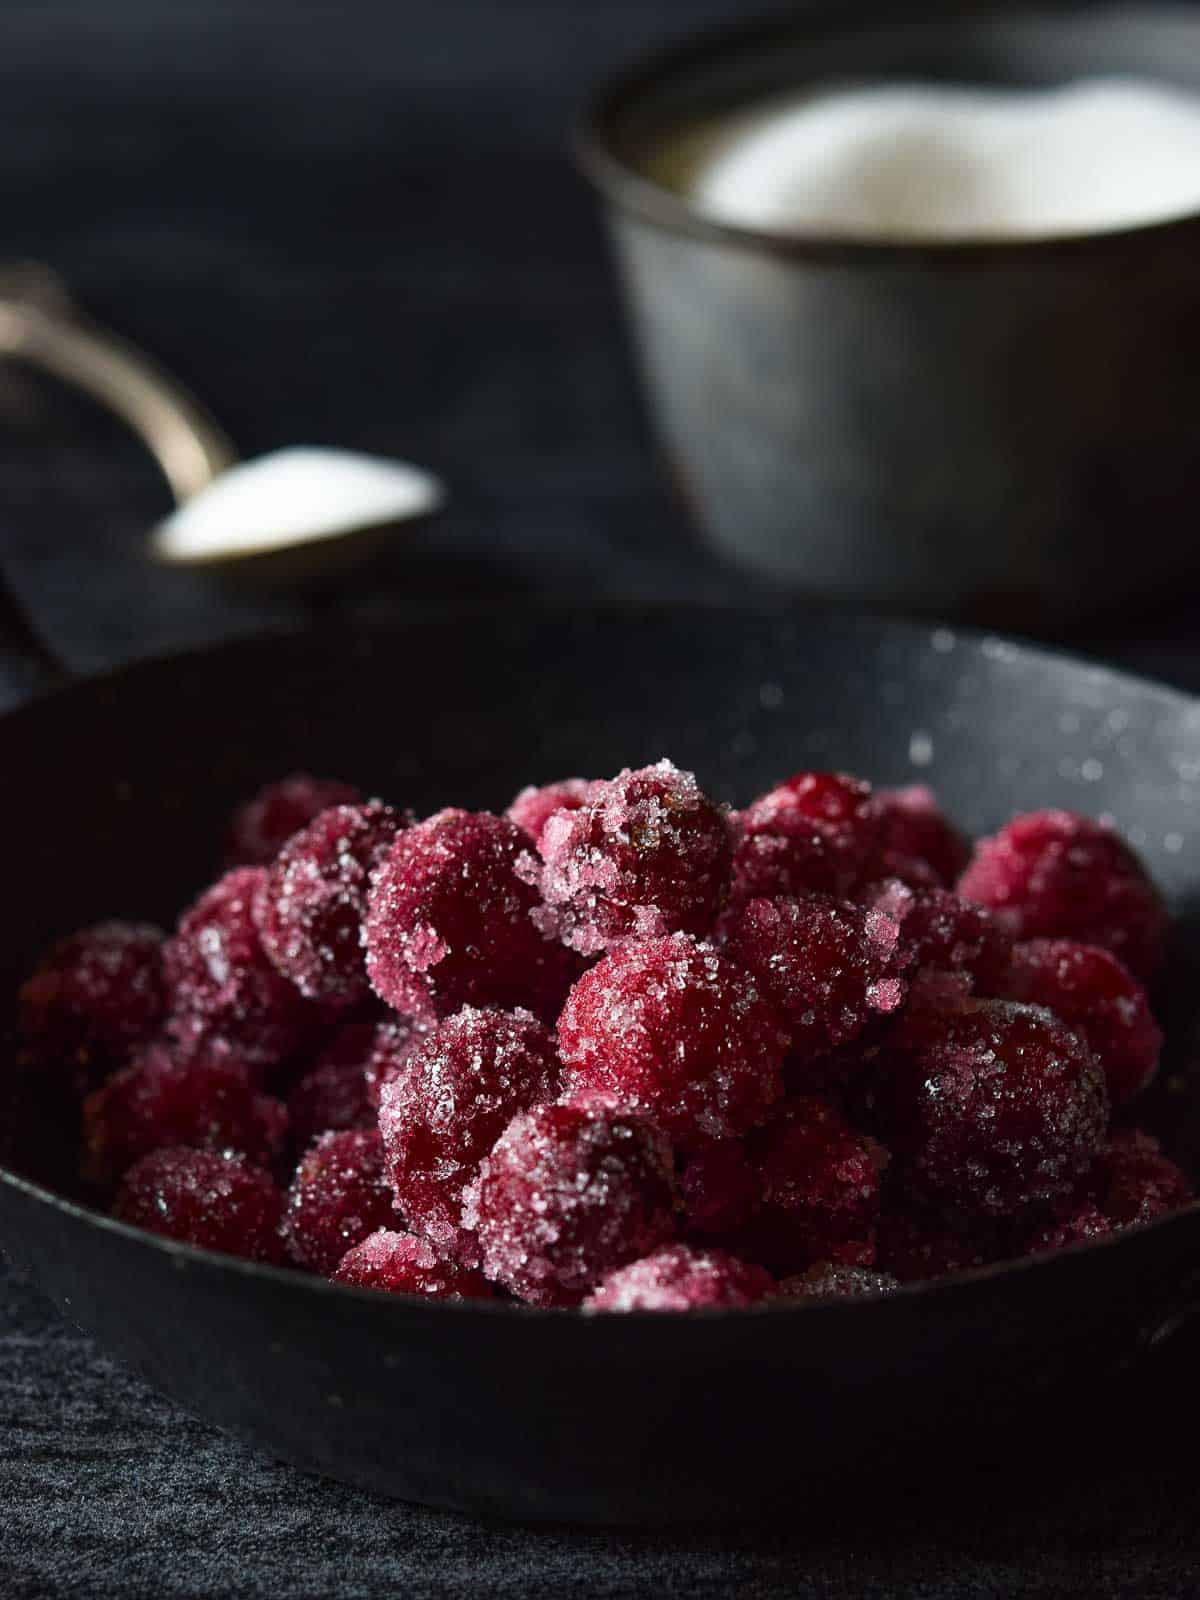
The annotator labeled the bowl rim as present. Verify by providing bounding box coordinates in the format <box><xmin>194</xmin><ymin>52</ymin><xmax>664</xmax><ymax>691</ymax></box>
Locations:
<box><xmin>3</xmin><ymin>605</ymin><xmax>1199</xmax><ymax>1329</ymax></box>
<box><xmin>574</xmin><ymin>0</ymin><xmax>1200</xmax><ymax>264</ymax></box>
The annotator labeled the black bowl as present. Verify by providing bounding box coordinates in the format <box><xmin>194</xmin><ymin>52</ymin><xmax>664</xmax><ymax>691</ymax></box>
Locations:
<box><xmin>2</xmin><ymin>606</ymin><xmax>1199</xmax><ymax>1523</ymax></box>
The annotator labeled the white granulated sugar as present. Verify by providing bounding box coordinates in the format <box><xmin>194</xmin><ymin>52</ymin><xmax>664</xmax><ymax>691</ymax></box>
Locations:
<box><xmin>691</xmin><ymin>78</ymin><xmax>1200</xmax><ymax>240</ymax></box>
<box><xmin>154</xmin><ymin>446</ymin><xmax>445</xmax><ymax>562</ymax></box>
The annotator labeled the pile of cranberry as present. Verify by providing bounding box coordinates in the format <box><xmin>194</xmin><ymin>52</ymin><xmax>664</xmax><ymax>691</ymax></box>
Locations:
<box><xmin>14</xmin><ymin>761</ymin><xmax>1193</xmax><ymax>1312</ymax></box>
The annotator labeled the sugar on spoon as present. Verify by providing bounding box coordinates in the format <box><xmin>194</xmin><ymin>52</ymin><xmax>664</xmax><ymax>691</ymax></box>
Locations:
<box><xmin>0</xmin><ymin>263</ymin><xmax>445</xmax><ymax>577</ymax></box>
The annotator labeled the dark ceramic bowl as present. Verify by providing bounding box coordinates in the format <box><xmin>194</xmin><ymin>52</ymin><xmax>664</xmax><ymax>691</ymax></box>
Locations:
<box><xmin>578</xmin><ymin>3</ymin><xmax>1200</xmax><ymax>626</ymax></box>
<box><xmin>2</xmin><ymin>603</ymin><xmax>1200</xmax><ymax>1523</ymax></box>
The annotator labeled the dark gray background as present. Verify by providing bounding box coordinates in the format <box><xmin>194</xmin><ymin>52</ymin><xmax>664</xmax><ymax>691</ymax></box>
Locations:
<box><xmin>2</xmin><ymin>2</ymin><xmax>1199</xmax><ymax>1594</ymax></box>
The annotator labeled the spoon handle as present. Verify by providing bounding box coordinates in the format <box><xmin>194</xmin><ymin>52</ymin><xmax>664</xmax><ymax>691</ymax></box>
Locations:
<box><xmin>0</xmin><ymin>267</ymin><xmax>238</xmax><ymax>504</ymax></box>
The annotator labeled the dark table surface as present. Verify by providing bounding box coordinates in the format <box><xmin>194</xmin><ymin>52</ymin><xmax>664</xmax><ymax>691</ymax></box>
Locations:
<box><xmin>3</xmin><ymin>2</ymin><xmax>1200</xmax><ymax>1595</ymax></box>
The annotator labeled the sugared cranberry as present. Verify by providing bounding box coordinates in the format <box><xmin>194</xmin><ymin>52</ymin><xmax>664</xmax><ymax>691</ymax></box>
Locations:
<box><xmin>680</xmin><ymin>1140</ymin><xmax>759</xmax><ymax>1238</ymax></box>
<box><xmin>875</xmin><ymin>1200</ymin><xmax>1007</xmax><ymax>1283</ymax></box>
<box><xmin>281</xmin><ymin>1128</ymin><xmax>396</xmax><ymax>1274</ymax></box>
<box><xmin>868</xmin><ymin>785</ymin><xmax>970</xmax><ymax>889</ymax></box>
<box><xmin>723</xmin><ymin>894</ymin><xmax>907</xmax><ymax>1062</ymax></box>
<box><xmin>253</xmin><ymin>802</ymin><xmax>405</xmax><ymax>1007</ymax></box>
<box><xmin>957</xmin><ymin>810</ymin><xmax>1167</xmax><ymax>981</ymax></box>
<box><xmin>1084</xmin><ymin>1130</ymin><xmax>1193</xmax><ymax>1226</ymax></box>
<box><xmin>226</xmin><ymin>774</ymin><xmax>361</xmax><ymax>866</ymax></box>
<box><xmin>287</xmin><ymin>1023</ymin><xmax>379</xmax><ymax>1151</ymax></box>
<box><xmin>535</xmin><ymin>760</ymin><xmax>732</xmax><ymax>955</ymax></box>
<box><xmin>114</xmin><ymin>1147</ymin><xmax>284</xmax><ymax>1263</ymax></box>
<box><xmin>869</xmin><ymin>882</ymin><xmax>1013</xmax><ymax>993</ymax></box>
<box><xmin>558</xmin><ymin>934</ymin><xmax>789</xmax><ymax>1148</ymax></box>
<box><xmin>731</xmin><ymin>772</ymin><xmax>879</xmax><ymax>903</ymax></box>
<box><xmin>777</xmin><ymin>1262</ymin><xmax>900</xmax><ymax>1301</ymax></box>
<box><xmin>378</xmin><ymin>1006</ymin><xmax>562</xmax><ymax>1262</ymax></box>
<box><xmin>584</xmin><ymin>1244</ymin><xmax>773</xmax><ymax>1312</ymax></box>
<box><xmin>364</xmin><ymin>809</ymin><xmax>577</xmax><ymax>1022</ymax></box>
<box><xmin>464</xmin><ymin>1103</ymin><xmax>676</xmax><ymax>1306</ymax></box>
<box><xmin>18</xmin><ymin>921</ymin><xmax>165</xmax><ymax>1076</ymax></box>
<box><xmin>164</xmin><ymin>868</ymin><xmax>312</xmax><ymax>1067</ymax></box>
<box><xmin>736</xmin><ymin>1096</ymin><xmax>887</xmax><ymax>1274</ymax></box>
<box><xmin>83</xmin><ymin>1047</ymin><xmax>288</xmax><ymax>1185</ymax></box>
<box><xmin>506</xmin><ymin>778</ymin><xmax>596</xmax><ymax>846</ymax></box>
<box><xmin>998</xmin><ymin>940</ymin><xmax>1161</xmax><ymax>1106</ymax></box>
<box><xmin>1025</xmin><ymin>1203</ymin><xmax>1114</xmax><ymax>1254</ymax></box>
<box><xmin>363</xmin><ymin>1015</ymin><xmax>427</xmax><ymax>1108</ymax></box>
<box><xmin>868</xmin><ymin>999</ymin><xmax>1109</xmax><ymax>1215</ymax></box>
<box><xmin>332</xmin><ymin>1229</ymin><xmax>492</xmax><ymax>1299</ymax></box>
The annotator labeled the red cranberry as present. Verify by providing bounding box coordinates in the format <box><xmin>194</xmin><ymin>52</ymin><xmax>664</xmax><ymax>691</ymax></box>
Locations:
<box><xmin>1085</xmin><ymin>1129</ymin><xmax>1193</xmax><ymax>1226</ymax></box>
<box><xmin>736</xmin><ymin>1096</ymin><xmax>887</xmax><ymax>1274</ymax></box>
<box><xmin>83</xmin><ymin>1046</ymin><xmax>288</xmax><ymax>1185</ymax></box>
<box><xmin>253</xmin><ymin>802</ymin><xmax>406</xmax><ymax>1007</ymax></box>
<box><xmin>998</xmin><ymin>940</ymin><xmax>1161</xmax><ymax>1106</ymax></box>
<box><xmin>584</xmin><ymin>1244</ymin><xmax>773</xmax><ymax>1311</ymax></box>
<box><xmin>287</xmin><ymin>1023</ymin><xmax>379</xmax><ymax>1151</ymax></box>
<box><xmin>869</xmin><ymin>882</ymin><xmax>1013</xmax><ymax>993</ymax></box>
<box><xmin>332</xmin><ymin>1229</ymin><xmax>493</xmax><ymax>1299</ymax></box>
<box><xmin>723</xmin><ymin>893</ymin><xmax>907</xmax><ymax>1061</ymax></box>
<box><xmin>680</xmin><ymin>1140</ymin><xmax>759</xmax><ymax>1238</ymax></box>
<box><xmin>868</xmin><ymin>785</ymin><xmax>970</xmax><ymax>889</ymax></box>
<box><xmin>164</xmin><ymin>868</ymin><xmax>312</xmax><ymax>1068</ymax></box>
<box><xmin>364</xmin><ymin>809</ymin><xmax>578</xmax><ymax>1022</ymax></box>
<box><xmin>868</xmin><ymin>999</ymin><xmax>1109</xmax><ymax>1216</ymax></box>
<box><xmin>506</xmin><ymin>778</ymin><xmax>596</xmax><ymax>846</ymax></box>
<box><xmin>463</xmin><ymin>1103</ymin><xmax>676</xmax><ymax>1306</ymax></box>
<box><xmin>226</xmin><ymin>774</ymin><xmax>361</xmax><ymax>866</ymax></box>
<box><xmin>363</xmin><ymin>1015</ymin><xmax>427</xmax><ymax>1108</ymax></box>
<box><xmin>18</xmin><ymin>921</ymin><xmax>165</xmax><ymax>1076</ymax></box>
<box><xmin>535</xmin><ymin>761</ymin><xmax>733</xmax><ymax>955</ymax></box>
<box><xmin>281</xmin><ymin>1128</ymin><xmax>396</xmax><ymax>1274</ymax></box>
<box><xmin>114</xmin><ymin>1147</ymin><xmax>284</xmax><ymax>1263</ymax></box>
<box><xmin>777</xmin><ymin>1262</ymin><xmax>900</xmax><ymax>1300</ymax></box>
<box><xmin>957</xmin><ymin>809</ymin><xmax>1167</xmax><ymax>981</ymax></box>
<box><xmin>876</xmin><ymin>1201</ymin><xmax>1007</xmax><ymax>1283</ymax></box>
<box><xmin>378</xmin><ymin>1006</ymin><xmax>562</xmax><ymax>1263</ymax></box>
<box><xmin>731</xmin><ymin>772</ymin><xmax>879</xmax><ymax>903</ymax></box>
<box><xmin>558</xmin><ymin>933</ymin><xmax>790</xmax><ymax>1149</ymax></box>
<box><xmin>1025</xmin><ymin>1203</ymin><xmax>1115</xmax><ymax>1255</ymax></box>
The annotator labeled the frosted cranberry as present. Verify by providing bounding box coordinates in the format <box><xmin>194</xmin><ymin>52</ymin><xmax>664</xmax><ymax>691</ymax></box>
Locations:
<box><xmin>585</xmin><ymin>1245</ymin><xmax>773</xmax><ymax>1312</ymax></box>
<box><xmin>868</xmin><ymin>999</ymin><xmax>1109</xmax><ymax>1215</ymax></box>
<box><xmin>464</xmin><ymin>1104</ymin><xmax>676</xmax><ymax>1306</ymax></box>
<box><xmin>19</xmin><ymin>921</ymin><xmax>165</xmax><ymax>1076</ymax></box>
<box><xmin>379</xmin><ymin>1006</ymin><xmax>562</xmax><ymax>1262</ymax></box>
<box><xmin>536</xmin><ymin>761</ymin><xmax>732</xmax><ymax>955</ymax></box>
<box><xmin>1085</xmin><ymin>1130</ymin><xmax>1193</xmax><ymax>1226</ymax></box>
<box><xmin>680</xmin><ymin>1140</ymin><xmax>759</xmax><ymax>1237</ymax></box>
<box><xmin>164</xmin><ymin>868</ymin><xmax>312</xmax><ymax>1067</ymax></box>
<box><xmin>723</xmin><ymin>894</ymin><xmax>907</xmax><ymax>1061</ymax></box>
<box><xmin>957</xmin><ymin>810</ymin><xmax>1167</xmax><ymax>980</ymax></box>
<box><xmin>363</xmin><ymin>1015</ymin><xmax>427</xmax><ymax>1108</ymax></box>
<box><xmin>732</xmin><ymin>772</ymin><xmax>879</xmax><ymax>903</ymax></box>
<box><xmin>83</xmin><ymin>1047</ymin><xmax>288</xmax><ymax>1185</ymax></box>
<box><xmin>506</xmin><ymin>778</ymin><xmax>596</xmax><ymax>846</ymax></box>
<box><xmin>226</xmin><ymin>774</ymin><xmax>361</xmax><ymax>866</ymax></box>
<box><xmin>868</xmin><ymin>785</ymin><xmax>970</xmax><ymax>889</ymax></box>
<box><xmin>364</xmin><ymin>809</ymin><xmax>577</xmax><ymax>1022</ymax></box>
<box><xmin>998</xmin><ymin>940</ymin><xmax>1161</xmax><ymax>1106</ymax></box>
<box><xmin>777</xmin><ymin>1263</ymin><xmax>900</xmax><ymax>1301</ymax></box>
<box><xmin>332</xmin><ymin>1229</ymin><xmax>493</xmax><ymax>1299</ymax></box>
<box><xmin>1026</xmin><ymin>1203</ymin><xmax>1115</xmax><ymax>1255</ymax></box>
<box><xmin>114</xmin><ymin>1147</ymin><xmax>284</xmax><ymax>1263</ymax></box>
<box><xmin>869</xmin><ymin>882</ymin><xmax>1013</xmax><ymax>993</ymax></box>
<box><xmin>558</xmin><ymin>934</ymin><xmax>789</xmax><ymax>1148</ymax></box>
<box><xmin>876</xmin><ymin>1202</ymin><xmax>1007</xmax><ymax>1283</ymax></box>
<box><xmin>281</xmin><ymin>1128</ymin><xmax>396</xmax><ymax>1274</ymax></box>
<box><xmin>287</xmin><ymin>1024</ymin><xmax>379</xmax><ymax>1151</ymax></box>
<box><xmin>253</xmin><ymin>802</ymin><xmax>405</xmax><ymax>1007</ymax></box>
<box><xmin>736</xmin><ymin>1096</ymin><xmax>887</xmax><ymax>1274</ymax></box>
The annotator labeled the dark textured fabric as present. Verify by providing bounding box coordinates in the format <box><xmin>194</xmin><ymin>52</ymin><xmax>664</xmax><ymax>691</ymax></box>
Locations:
<box><xmin>2</xmin><ymin>2</ymin><xmax>1200</xmax><ymax>1593</ymax></box>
